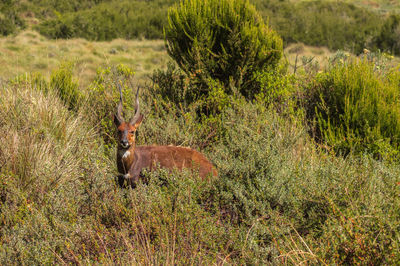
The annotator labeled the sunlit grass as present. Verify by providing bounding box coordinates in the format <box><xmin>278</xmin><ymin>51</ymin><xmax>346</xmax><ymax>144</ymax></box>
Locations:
<box><xmin>0</xmin><ymin>30</ymin><xmax>169</xmax><ymax>88</ymax></box>
<box><xmin>290</xmin><ymin>0</ymin><xmax>400</xmax><ymax>13</ymax></box>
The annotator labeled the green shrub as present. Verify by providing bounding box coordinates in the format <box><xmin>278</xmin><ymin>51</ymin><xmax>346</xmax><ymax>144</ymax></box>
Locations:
<box><xmin>50</xmin><ymin>62</ymin><xmax>81</xmax><ymax>110</ymax></box>
<box><xmin>205</xmin><ymin>96</ymin><xmax>400</xmax><ymax>264</ymax></box>
<box><xmin>165</xmin><ymin>0</ymin><xmax>283</xmax><ymax>98</ymax></box>
<box><xmin>373</xmin><ymin>14</ymin><xmax>400</xmax><ymax>55</ymax></box>
<box><xmin>36</xmin><ymin>0</ymin><xmax>174</xmax><ymax>40</ymax></box>
<box><xmin>254</xmin><ymin>0</ymin><xmax>382</xmax><ymax>54</ymax></box>
<box><xmin>150</xmin><ymin>62</ymin><xmax>198</xmax><ymax>108</ymax></box>
<box><xmin>0</xmin><ymin>0</ymin><xmax>25</xmax><ymax>36</ymax></box>
<box><xmin>306</xmin><ymin>59</ymin><xmax>400</xmax><ymax>159</ymax></box>
<box><xmin>0</xmin><ymin>81</ymin><xmax>114</xmax><ymax>264</ymax></box>
<box><xmin>252</xmin><ymin>65</ymin><xmax>299</xmax><ymax>116</ymax></box>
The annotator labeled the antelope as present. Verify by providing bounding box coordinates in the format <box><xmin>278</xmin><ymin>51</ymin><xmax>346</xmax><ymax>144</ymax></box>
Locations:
<box><xmin>114</xmin><ymin>86</ymin><xmax>218</xmax><ymax>188</ymax></box>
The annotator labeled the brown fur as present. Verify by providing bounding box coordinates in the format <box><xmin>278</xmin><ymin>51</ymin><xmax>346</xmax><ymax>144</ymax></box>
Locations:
<box><xmin>115</xmin><ymin>120</ymin><xmax>218</xmax><ymax>188</ymax></box>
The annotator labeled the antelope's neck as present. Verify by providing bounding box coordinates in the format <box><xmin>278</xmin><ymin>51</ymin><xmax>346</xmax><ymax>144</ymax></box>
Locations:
<box><xmin>118</xmin><ymin>146</ymin><xmax>136</xmax><ymax>173</ymax></box>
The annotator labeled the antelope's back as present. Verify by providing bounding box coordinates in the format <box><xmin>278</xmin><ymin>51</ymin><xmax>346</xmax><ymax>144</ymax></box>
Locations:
<box><xmin>137</xmin><ymin>145</ymin><xmax>218</xmax><ymax>179</ymax></box>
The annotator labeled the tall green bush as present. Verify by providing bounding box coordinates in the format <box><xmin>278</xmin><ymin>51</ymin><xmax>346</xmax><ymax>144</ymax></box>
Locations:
<box><xmin>50</xmin><ymin>63</ymin><xmax>81</xmax><ymax>110</ymax></box>
<box><xmin>307</xmin><ymin>59</ymin><xmax>400</xmax><ymax>159</ymax></box>
<box><xmin>165</xmin><ymin>0</ymin><xmax>283</xmax><ymax>98</ymax></box>
<box><xmin>373</xmin><ymin>14</ymin><xmax>400</xmax><ymax>55</ymax></box>
<box><xmin>0</xmin><ymin>0</ymin><xmax>25</xmax><ymax>36</ymax></box>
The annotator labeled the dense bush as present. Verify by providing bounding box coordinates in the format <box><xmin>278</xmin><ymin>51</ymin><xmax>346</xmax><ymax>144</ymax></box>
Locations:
<box><xmin>0</xmin><ymin>82</ymin><xmax>112</xmax><ymax>263</ymax></box>
<box><xmin>50</xmin><ymin>63</ymin><xmax>81</xmax><ymax>110</ymax></box>
<box><xmin>26</xmin><ymin>0</ymin><xmax>112</xmax><ymax>17</ymax></box>
<box><xmin>1</xmin><ymin>63</ymin><xmax>400</xmax><ymax>263</ymax></box>
<box><xmin>254</xmin><ymin>0</ymin><xmax>383</xmax><ymax>54</ymax></box>
<box><xmin>0</xmin><ymin>0</ymin><xmax>25</xmax><ymax>36</ymax></box>
<box><xmin>252</xmin><ymin>65</ymin><xmax>299</xmax><ymax>116</ymax></box>
<box><xmin>37</xmin><ymin>0</ymin><xmax>174</xmax><ymax>40</ymax></box>
<box><xmin>165</xmin><ymin>0</ymin><xmax>283</xmax><ymax>98</ymax></box>
<box><xmin>150</xmin><ymin>62</ymin><xmax>198</xmax><ymax>108</ymax></box>
<box><xmin>208</xmin><ymin>97</ymin><xmax>400</xmax><ymax>264</ymax></box>
<box><xmin>373</xmin><ymin>14</ymin><xmax>400</xmax><ymax>55</ymax></box>
<box><xmin>306</xmin><ymin>59</ymin><xmax>400</xmax><ymax>159</ymax></box>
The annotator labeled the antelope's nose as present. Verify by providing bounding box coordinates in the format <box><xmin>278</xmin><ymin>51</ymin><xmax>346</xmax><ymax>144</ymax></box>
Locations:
<box><xmin>120</xmin><ymin>140</ymin><xmax>129</xmax><ymax>148</ymax></box>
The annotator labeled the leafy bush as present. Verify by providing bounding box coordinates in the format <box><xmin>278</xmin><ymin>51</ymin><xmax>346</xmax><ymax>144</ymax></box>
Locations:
<box><xmin>36</xmin><ymin>0</ymin><xmax>174</xmax><ymax>40</ymax></box>
<box><xmin>27</xmin><ymin>0</ymin><xmax>112</xmax><ymax>17</ymax></box>
<box><xmin>0</xmin><ymin>0</ymin><xmax>25</xmax><ymax>36</ymax></box>
<box><xmin>50</xmin><ymin>62</ymin><xmax>81</xmax><ymax>110</ymax></box>
<box><xmin>252</xmin><ymin>65</ymin><xmax>299</xmax><ymax>116</ymax></box>
<box><xmin>165</xmin><ymin>0</ymin><xmax>283</xmax><ymax>98</ymax></box>
<box><xmin>373</xmin><ymin>14</ymin><xmax>400</xmax><ymax>55</ymax></box>
<box><xmin>306</xmin><ymin>59</ymin><xmax>400</xmax><ymax>159</ymax></box>
<box><xmin>150</xmin><ymin>62</ymin><xmax>198</xmax><ymax>108</ymax></box>
<box><xmin>254</xmin><ymin>0</ymin><xmax>382</xmax><ymax>54</ymax></box>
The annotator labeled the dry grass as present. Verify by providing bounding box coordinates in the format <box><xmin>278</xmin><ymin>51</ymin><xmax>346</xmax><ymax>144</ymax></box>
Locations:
<box><xmin>290</xmin><ymin>0</ymin><xmax>400</xmax><ymax>13</ymax></box>
<box><xmin>0</xmin><ymin>30</ymin><xmax>169</xmax><ymax>88</ymax></box>
<box><xmin>284</xmin><ymin>43</ymin><xmax>335</xmax><ymax>73</ymax></box>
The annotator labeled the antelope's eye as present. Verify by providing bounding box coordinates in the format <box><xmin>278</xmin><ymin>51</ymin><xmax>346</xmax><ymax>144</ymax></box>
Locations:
<box><xmin>130</xmin><ymin>131</ymin><xmax>135</xmax><ymax>134</ymax></box>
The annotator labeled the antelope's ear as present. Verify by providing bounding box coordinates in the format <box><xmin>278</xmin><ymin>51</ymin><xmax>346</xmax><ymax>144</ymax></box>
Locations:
<box><xmin>133</xmin><ymin>114</ymin><xmax>144</xmax><ymax>129</ymax></box>
<box><xmin>114</xmin><ymin>113</ymin><xmax>122</xmax><ymax>127</ymax></box>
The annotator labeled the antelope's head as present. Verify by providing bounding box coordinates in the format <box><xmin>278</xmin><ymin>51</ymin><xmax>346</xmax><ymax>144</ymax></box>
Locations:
<box><xmin>114</xmin><ymin>86</ymin><xmax>143</xmax><ymax>150</ymax></box>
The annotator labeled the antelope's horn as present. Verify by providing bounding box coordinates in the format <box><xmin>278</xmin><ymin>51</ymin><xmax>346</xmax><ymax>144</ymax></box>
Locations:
<box><xmin>129</xmin><ymin>87</ymin><xmax>141</xmax><ymax>125</ymax></box>
<box><xmin>116</xmin><ymin>82</ymin><xmax>124</xmax><ymax>123</ymax></box>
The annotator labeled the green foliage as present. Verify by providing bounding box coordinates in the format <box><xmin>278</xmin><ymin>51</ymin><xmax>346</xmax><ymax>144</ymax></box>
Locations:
<box><xmin>307</xmin><ymin>59</ymin><xmax>400</xmax><ymax>160</ymax></box>
<box><xmin>165</xmin><ymin>0</ymin><xmax>283</xmax><ymax>98</ymax></box>
<box><xmin>253</xmin><ymin>65</ymin><xmax>299</xmax><ymax>116</ymax></box>
<box><xmin>121</xmin><ymin>169</ymin><xmax>244</xmax><ymax>264</ymax></box>
<box><xmin>207</xmin><ymin>96</ymin><xmax>400</xmax><ymax>263</ymax></box>
<box><xmin>150</xmin><ymin>62</ymin><xmax>198</xmax><ymax>108</ymax></box>
<box><xmin>50</xmin><ymin>62</ymin><xmax>81</xmax><ymax>110</ymax></box>
<box><xmin>4</xmin><ymin>0</ymin><xmax>400</xmax><ymax>57</ymax></box>
<box><xmin>36</xmin><ymin>0</ymin><xmax>174</xmax><ymax>40</ymax></box>
<box><xmin>0</xmin><ymin>83</ymin><xmax>113</xmax><ymax>264</ymax></box>
<box><xmin>0</xmin><ymin>0</ymin><xmax>25</xmax><ymax>36</ymax></box>
<box><xmin>27</xmin><ymin>0</ymin><xmax>112</xmax><ymax>17</ymax></box>
<box><xmin>373</xmin><ymin>14</ymin><xmax>400</xmax><ymax>55</ymax></box>
<box><xmin>254</xmin><ymin>0</ymin><xmax>383</xmax><ymax>54</ymax></box>
<box><xmin>2</xmin><ymin>64</ymin><xmax>400</xmax><ymax>264</ymax></box>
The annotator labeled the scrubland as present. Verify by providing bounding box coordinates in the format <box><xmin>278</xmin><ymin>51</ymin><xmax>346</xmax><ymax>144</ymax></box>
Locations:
<box><xmin>2</xmin><ymin>60</ymin><xmax>400</xmax><ymax>264</ymax></box>
<box><xmin>1</xmin><ymin>0</ymin><xmax>400</xmax><ymax>264</ymax></box>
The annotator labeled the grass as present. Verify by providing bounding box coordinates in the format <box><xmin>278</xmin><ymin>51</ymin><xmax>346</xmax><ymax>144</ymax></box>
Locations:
<box><xmin>0</xmin><ymin>30</ymin><xmax>169</xmax><ymax>88</ymax></box>
<box><xmin>290</xmin><ymin>0</ymin><xmax>400</xmax><ymax>13</ymax></box>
